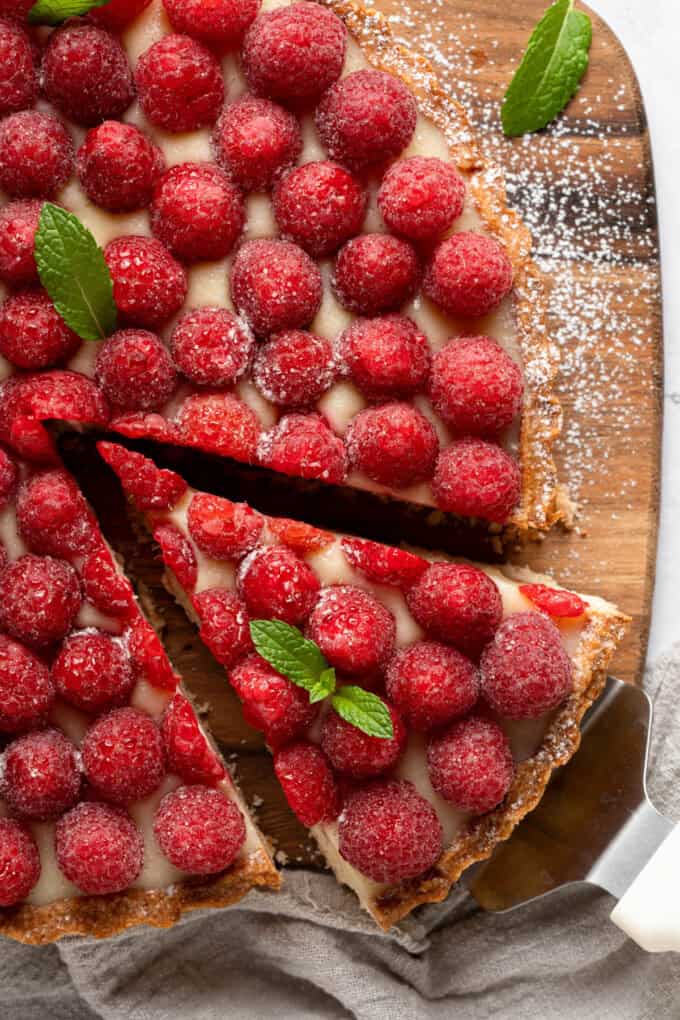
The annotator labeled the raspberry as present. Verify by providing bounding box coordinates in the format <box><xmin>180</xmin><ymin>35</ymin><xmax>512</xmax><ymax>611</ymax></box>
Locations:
<box><xmin>150</xmin><ymin>162</ymin><xmax>244</xmax><ymax>262</ymax></box>
<box><xmin>338</xmin><ymin>779</ymin><xmax>442</xmax><ymax>883</ymax></box>
<box><xmin>432</xmin><ymin>438</ymin><xmax>521</xmax><ymax>523</ymax></box>
<box><xmin>43</xmin><ymin>23</ymin><xmax>134</xmax><ymax>126</ymax></box>
<box><xmin>267</xmin><ymin>516</ymin><xmax>334</xmax><ymax>554</ymax></box>
<box><xmin>0</xmin><ymin>818</ymin><xmax>40</xmax><ymax>906</ymax></box>
<box><xmin>307</xmin><ymin>585</ymin><xmax>396</xmax><ymax>675</ymax></box>
<box><xmin>427</xmin><ymin>715</ymin><xmax>514</xmax><ymax>814</ymax></box>
<box><xmin>56</xmin><ymin>802</ymin><xmax>143</xmax><ymax>894</ymax></box>
<box><xmin>321</xmin><ymin>702</ymin><xmax>405</xmax><ymax>779</ymax></box>
<box><xmin>340</xmin><ymin>537</ymin><xmax>427</xmax><ymax>589</ymax></box>
<box><xmin>171</xmin><ymin>308</ymin><xmax>254</xmax><ymax>388</ymax></box>
<box><xmin>0</xmin><ymin>634</ymin><xmax>54</xmax><ymax>733</ymax></box>
<box><xmin>105</xmin><ymin>236</ymin><xmax>187</xmax><ymax>330</ymax></box>
<box><xmin>153</xmin><ymin>523</ymin><xmax>198</xmax><ymax>591</ymax></box>
<box><xmin>423</xmin><ymin>233</ymin><xmax>513</xmax><ymax>319</ymax></box>
<box><xmin>252</xmin><ymin>330</ymin><xmax>335</xmax><ymax>408</ymax></box>
<box><xmin>98</xmin><ymin>442</ymin><xmax>187</xmax><ymax>511</ymax></box>
<box><xmin>229</xmin><ymin>652</ymin><xmax>317</xmax><ymax>748</ymax></box>
<box><xmin>0</xmin><ymin>289</ymin><xmax>81</xmax><ymax>371</ymax></box>
<box><xmin>274</xmin><ymin>742</ymin><xmax>340</xmax><ymax>826</ymax></box>
<box><xmin>386</xmin><ymin>641</ymin><xmax>479</xmax><ymax>732</ymax></box>
<box><xmin>0</xmin><ymin>111</ymin><xmax>74</xmax><ymax>199</ymax></box>
<box><xmin>317</xmin><ymin>69</ymin><xmax>417</xmax><ymax>168</ymax></box>
<box><xmin>52</xmin><ymin>631</ymin><xmax>135</xmax><ymax>714</ymax></box>
<box><xmin>176</xmin><ymin>392</ymin><xmax>261</xmax><ymax>462</ymax></box>
<box><xmin>0</xmin><ymin>199</ymin><xmax>43</xmax><ymax>287</ymax></box>
<box><xmin>259</xmin><ymin>413</ymin><xmax>347</xmax><ymax>484</ymax></box>
<box><xmin>334</xmin><ymin>234</ymin><xmax>420</xmax><ymax>317</ymax></box>
<box><xmin>213</xmin><ymin>96</ymin><xmax>301</xmax><ymax>192</ymax></box>
<box><xmin>82</xmin><ymin>707</ymin><xmax>165</xmax><ymax>804</ymax></box>
<box><xmin>161</xmin><ymin>693</ymin><xmax>226</xmax><ymax>786</ymax></box>
<box><xmin>242</xmin><ymin>2</ymin><xmax>346</xmax><ymax>106</ymax></box>
<box><xmin>340</xmin><ymin>314</ymin><xmax>430</xmax><ymax>401</ymax></box>
<box><xmin>2</xmin><ymin>729</ymin><xmax>81</xmax><ymax>820</ymax></box>
<box><xmin>238</xmin><ymin>545</ymin><xmax>320</xmax><ymax>625</ymax></box>
<box><xmin>89</xmin><ymin>0</ymin><xmax>152</xmax><ymax>31</ymax></box>
<box><xmin>480</xmin><ymin>611</ymin><xmax>573</xmax><ymax>719</ymax></box>
<box><xmin>127</xmin><ymin>617</ymin><xmax>179</xmax><ymax>691</ymax></box>
<box><xmin>273</xmin><ymin>162</ymin><xmax>366</xmax><ymax>258</ymax></box>
<box><xmin>135</xmin><ymin>34</ymin><xmax>224</xmax><ymax>133</ymax></box>
<box><xmin>110</xmin><ymin>410</ymin><xmax>178</xmax><ymax>442</ymax></box>
<box><xmin>193</xmin><ymin>588</ymin><xmax>252</xmax><ymax>669</ymax></box>
<box><xmin>0</xmin><ymin>555</ymin><xmax>81</xmax><ymax>648</ymax></box>
<box><xmin>81</xmin><ymin>547</ymin><xmax>136</xmax><ymax>619</ymax></box>
<box><xmin>0</xmin><ymin>448</ymin><xmax>17</xmax><ymax>509</ymax></box>
<box><xmin>430</xmin><ymin>337</ymin><xmax>523</xmax><ymax>437</ymax></box>
<box><xmin>188</xmin><ymin>491</ymin><xmax>264</xmax><ymax>561</ymax></box>
<box><xmin>519</xmin><ymin>583</ymin><xmax>587</xmax><ymax>619</ymax></box>
<box><xmin>407</xmin><ymin>562</ymin><xmax>502</xmax><ymax>659</ymax></box>
<box><xmin>154</xmin><ymin>785</ymin><xmax>245</xmax><ymax>874</ymax></box>
<box><xmin>163</xmin><ymin>0</ymin><xmax>259</xmax><ymax>50</ymax></box>
<box><xmin>378</xmin><ymin>157</ymin><xmax>466</xmax><ymax>241</ymax></box>
<box><xmin>346</xmin><ymin>402</ymin><xmax>438</xmax><ymax>488</ymax></box>
<box><xmin>77</xmin><ymin>121</ymin><xmax>165</xmax><ymax>214</ymax></box>
<box><xmin>16</xmin><ymin>468</ymin><xmax>97</xmax><ymax>558</ymax></box>
<box><xmin>0</xmin><ymin>18</ymin><xmax>37</xmax><ymax>117</ymax></box>
<box><xmin>95</xmin><ymin>330</ymin><xmax>177</xmax><ymax>412</ymax></box>
<box><xmin>231</xmin><ymin>239</ymin><xmax>322</xmax><ymax>338</ymax></box>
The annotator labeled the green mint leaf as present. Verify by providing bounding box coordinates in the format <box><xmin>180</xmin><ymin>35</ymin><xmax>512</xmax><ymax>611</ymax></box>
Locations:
<box><xmin>501</xmin><ymin>0</ymin><xmax>592</xmax><ymax>137</ymax></box>
<box><xmin>308</xmin><ymin>668</ymin><xmax>337</xmax><ymax>705</ymax></box>
<box><xmin>29</xmin><ymin>0</ymin><xmax>110</xmax><ymax>25</ymax></box>
<box><xmin>249</xmin><ymin>620</ymin><xmax>336</xmax><ymax>698</ymax></box>
<box><xmin>35</xmin><ymin>203</ymin><xmax>117</xmax><ymax>342</ymax></box>
<box><xmin>331</xmin><ymin>686</ymin><xmax>394</xmax><ymax>740</ymax></box>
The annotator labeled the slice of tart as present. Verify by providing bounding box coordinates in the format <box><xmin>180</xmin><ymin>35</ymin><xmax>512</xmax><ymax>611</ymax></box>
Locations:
<box><xmin>101</xmin><ymin>442</ymin><xmax>627</xmax><ymax>930</ymax></box>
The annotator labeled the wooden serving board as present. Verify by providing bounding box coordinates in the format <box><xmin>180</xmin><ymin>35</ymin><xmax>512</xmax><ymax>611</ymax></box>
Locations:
<box><xmin>64</xmin><ymin>0</ymin><xmax>662</xmax><ymax>867</ymax></box>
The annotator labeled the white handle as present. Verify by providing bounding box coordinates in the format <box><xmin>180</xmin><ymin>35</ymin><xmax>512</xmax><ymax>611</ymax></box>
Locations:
<box><xmin>611</xmin><ymin>821</ymin><xmax>680</xmax><ymax>952</ymax></box>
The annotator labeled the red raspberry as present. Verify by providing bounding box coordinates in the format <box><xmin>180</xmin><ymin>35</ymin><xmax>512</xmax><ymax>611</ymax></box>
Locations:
<box><xmin>242</xmin><ymin>2</ymin><xmax>346</xmax><ymax>106</ymax></box>
<box><xmin>307</xmin><ymin>584</ymin><xmax>396</xmax><ymax>675</ymax></box>
<box><xmin>341</xmin><ymin>314</ymin><xmax>430</xmax><ymax>401</ymax></box>
<box><xmin>0</xmin><ymin>818</ymin><xmax>40</xmax><ymax>906</ymax></box>
<box><xmin>0</xmin><ymin>111</ymin><xmax>73</xmax><ymax>199</ymax></box>
<box><xmin>259</xmin><ymin>413</ymin><xmax>347</xmax><ymax>483</ymax></box>
<box><xmin>267</xmin><ymin>516</ymin><xmax>334</xmax><ymax>554</ymax></box>
<box><xmin>0</xmin><ymin>0</ymin><xmax>33</xmax><ymax>16</ymax></box>
<box><xmin>135</xmin><ymin>34</ymin><xmax>224</xmax><ymax>133</ymax></box>
<box><xmin>346</xmin><ymin>402</ymin><xmax>438</xmax><ymax>488</ymax></box>
<box><xmin>378</xmin><ymin>157</ymin><xmax>466</xmax><ymax>241</ymax></box>
<box><xmin>127</xmin><ymin>617</ymin><xmax>180</xmax><ymax>691</ymax></box>
<box><xmin>0</xmin><ymin>554</ymin><xmax>81</xmax><ymax>648</ymax></box>
<box><xmin>338</xmin><ymin>779</ymin><xmax>442</xmax><ymax>883</ymax></box>
<box><xmin>317</xmin><ymin>69</ymin><xmax>417</xmax><ymax>168</ymax></box>
<box><xmin>423</xmin><ymin>232</ymin><xmax>513</xmax><ymax>319</ymax></box>
<box><xmin>334</xmin><ymin>234</ymin><xmax>420</xmax><ymax>317</ymax></box>
<box><xmin>0</xmin><ymin>634</ymin><xmax>54</xmax><ymax>733</ymax></box>
<box><xmin>171</xmin><ymin>308</ymin><xmax>254</xmax><ymax>388</ymax></box>
<box><xmin>163</xmin><ymin>0</ymin><xmax>259</xmax><ymax>50</ymax></box>
<box><xmin>188</xmin><ymin>492</ymin><xmax>263</xmax><ymax>561</ymax></box>
<box><xmin>274</xmin><ymin>162</ymin><xmax>366</xmax><ymax>258</ymax></box>
<box><xmin>56</xmin><ymin>802</ymin><xmax>143</xmax><ymax>894</ymax></box>
<box><xmin>430</xmin><ymin>337</ymin><xmax>523</xmax><ymax>437</ymax></box>
<box><xmin>274</xmin><ymin>741</ymin><xmax>340</xmax><ymax>826</ymax></box>
<box><xmin>340</xmin><ymin>537</ymin><xmax>427</xmax><ymax>589</ymax></box>
<box><xmin>427</xmin><ymin>715</ymin><xmax>514</xmax><ymax>814</ymax></box>
<box><xmin>176</xmin><ymin>392</ymin><xmax>262</xmax><ymax>462</ymax></box>
<box><xmin>480</xmin><ymin>611</ymin><xmax>573</xmax><ymax>719</ymax></box>
<box><xmin>82</xmin><ymin>707</ymin><xmax>165</xmax><ymax>804</ymax></box>
<box><xmin>95</xmin><ymin>330</ymin><xmax>177</xmax><ymax>413</ymax></box>
<box><xmin>432</xmin><ymin>438</ymin><xmax>521</xmax><ymax>523</ymax></box>
<box><xmin>386</xmin><ymin>641</ymin><xmax>479</xmax><ymax>732</ymax></box>
<box><xmin>98</xmin><ymin>442</ymin><xmax>187</xmax><ymax>511</ymax></box>
<box><xmin>238</xmin><ymin>545</ymin><xmax>320</xmax><ymax>625</ymax></box>
<box><xmin>154</xmin><ymin>785</ymin><xmax>245</xmax><ymax>874</ymax></box>
<box><xmin>16</xmin><ymin>468</ymin><xmax>97</xmax><ymax>558</ymax></box>
<box><xmin>52</xmin><ymin>631</ymin><xmax>135</xmax><ymax>714</ymax></box>
<box><xmin>519</xmin><ymin>583</ymin><xmax>587</xmax><ymax>619</ymax></box>
<box><xmin>112</xmin><ymin>411</ymin><xmax>178</xmax><ymax>443</ymax></box>
<box><xmin>153</xmin><ymin>523</ymin><xmax>198</xmax><ymax>591</ymax></box>
<box><xmin>193</xmin><ymin>588</ymin><xmax>252</xmax><ymax>669</ymax></box>
<box><xmin>105</xmin><ymin>236</ymin><xmax>187</xmax><ymax>330</ymax></box>
<box><xmin>231</xmin><ymin>239</ymin><xmax>322</xmax><ymax>338</ymax></box>
<box><xmin>81</xmin><ymin>547</ymin><xmax>136</xmax><ymax>619</ymax></box>
<box><xmin>90</xmin><ymin>0</ymin><xmax>152</xmax><ymax>31</ymax></box>
<box><xmin>213</xmin><ymin>96</ymin><xmax>301</xmax><ymax>192</ymax></box>
<box><xmin>0</xmin><ymin>18</ymin><xmax>37</xmax><ymax>116</ymax></box>
<box><xmin>407</xmin><ymin>562</ymin><xmax>502</xmax><ymax>659</ymax></box>
<box><xmin>229</xmin><ymin>652</ymin><xmax>317</xmax><ymax>748</ymax></box>
<box><xmin>252</xmin><ymin>330</ymin><xmax>335</xmax><ymax>408</ymax></box>
<box><xmin>2</xmin><ymin>729</ymin><xmax>81</xmax><ymax>820</ymax></box>
<box><xmin>0</xmin><ymin>199</ymin><xmax>43</xmax><ymax>288</ymax></box>
<box><xmin>0</xmin><ymin>289</ymin><xmax>81</xmax><ymax>371</ymax></box>
<box><xmin>77</xmin><ymin>121</ymin><xmax>165</xmax><ymax>214</ymax></box>
<box><xmin>150</xmin><ymin>163</ymin><xmax>244</xmax><ymax>262</ymax></box>
<box><xmin>161</xmin><ymin>693</ymin><xmax>226</xmax><ymax>785</ymax></box>
<box><xmin>321</xmin><ymin>702</ymin><xmax>405</xmax><ymax>779</ymax></box>
<box><xmin>43</xmin><ymin>23</ymin><xmax>134</xmax><ymax>126</ymax></box>
<box><xmin>0</xmin><ymin>447</ymin><xmax>17</xmax><ymax>509</ymax></box>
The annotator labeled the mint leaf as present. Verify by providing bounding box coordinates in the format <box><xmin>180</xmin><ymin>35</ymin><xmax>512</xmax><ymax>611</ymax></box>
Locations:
<box><xmin>501</xmin><ymin>0</ymin><xmax>592</xmax><ymax>137</ymax></box>
<box><xmin>35</xmin><ymin>203</ymin><xmax>117</xmax><ymax>342</ymax></box>
<box><xmin>331</xmin><ymin>686</ymin><xmax>394</xmax><ymax>740</ymax></box>
<box><xmin>29</xmin><ymin>0</ymin><xmax>110</xmax><ymax>24</ymax></box>
<box><xmin>249</xmin><ymin>620</ymin><xmax>336</xmax><ymax>699</ymax></box>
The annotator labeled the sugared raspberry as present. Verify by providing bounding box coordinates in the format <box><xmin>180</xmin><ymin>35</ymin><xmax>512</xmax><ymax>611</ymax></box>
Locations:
<box><xmin>334</xmin><ymin>234</ymin><xmax>420</xmax><ymax>317</ymax></box>
<box><xmin>90</xmin><ymin>0</ymin><xmax>152</xmax><ymax>31</ymax></box>
<box><xmin>171</xmin><ymin>308</ymin><xmax>254</xmax><ymax>388</ymax></box>
<box><xmin>308</xmin><ymin>585</ymin><xmax>395</xmax><ymax>675</ymax></box>
<box><xmin>0</xmin><ymin>111</ymin><xmax>73</xmax><ymax>199</ymax></box>
<box><xmin>128</xmin><ymin>617</ymin><xmax>180</xmax><ymax>691</ymax></box>
<box><xmin>43</xmin><ymin>23</ymin><xmax>134</xmax><ymax>126</ymax></box>
<box><xmin>0</xmin><ymin>18</ymin><xmax>37</xmax><ymax>117</ymax></box>
<box><xmin>0</xmin><ymin>448</ymin><xmax>16</xmax><ymax>510</ymax></box>
<box><xmin>0</xmin><ymin>554</ymin><xmax>81</xmax><ymax>648</ymax></box>
<box><xmin>238</xmin><ymin>545</ymin><xmax>319</xmax><ymax>626</ymax></box>
<box><xmin>480</xmin><ymin>611</ymin><xmax>573</xmax><ymax>719</ymax></box>
<box><xmin>427</xmin><ymin>715</ymin><xmax>514</xmax><ymax>814</ymax></box>
<box><xmin>95</xmin><ymin>330</ymin><xmax>177</xmax><ymax>413</ymax></box>
<box><xmin>386</xmin><ymin>641</ymin><xmax>479</xmax><ymax>732</ymax></box>
<box><xmin>0</xmin><ymin>818</ymin><xmax>40</xmax><ymax>906</ymax></box>
<box><xmin>430</xmin><ymin>337</ymin><xmax>523</xmax><ymax>437</ymax></box>
<box><xmin>229</xmin><ymin>652</ymin><xmax>317</xmax><ymax>748</ymax></box>
<box><xmin>423</xmin><ymin>232</ymin><xmax>513</xmax><ymax>319</ymax></box>
<box><xmin>0</xmin><ymin>289</ymin><xmax>81</xmax><ymax>371</ymax></box>
<box><xmin>242</xmin><ymin>2</ymin><xmax>346</xmax><ymax>106</ymax></box>
<box><xmin>231</xmin><ymin>239</ymin><xmax>322</xmax><ymax>338</ymax></box>
<box><xmin>0</xmin><ymin>200</ymin><xmax>43</xmax><ymax>288</ymax></box>
<box><xmin>82</xmin><ymin>707</ymin><xmax>165</xmax><ymax>804</ymax></box>
<box><xmin>163</xmin><ymin>0</ymin><xmax>259</xmax><ymax>50</ymax></box>
<box><xmin>259</xmin><ymin>413</ymin><xmax>347</xmax><ymax>484</ymax></box>
<box><xmin>213</xmin><ymin>95</ymin><xmax>301</xmax><ymax>192</ymax></box>
<box><xmin>176</xmin><ymin>392</ymin><xmax>261</xmax><ymax>462</ymax></box>
<box><xmin>56</xmin><ymin>802</ymin><xmax>143</xmax><ymax>894</ymax></box>
<box><xmin>338</xmin><ymin>779</ymin><xmax>442</xmax><ymax>883</ymax></box>
<box><xmin>378</xmin><ymin>157</ymin><xmax>466</xmax><ymax>241</ymax></box>
<box><xmin>346</xmin><ymin>402</ymin><xmax>438</xmax><ymax>488</ymax></box>
<box><xmin>340</xmin><ymin>314</ymin><xmax>430</xmax><ymax>401</ymax></box>
<box><xmin>188</xmin><ymin>492</ymin><xmax>263</xmax><ymax>561</ymax></box>
<box><xmin>193</xmin><ymin>588</ymin><xmax>252</xmax><ymax>669</ymax></box>
<box><xmin>432</xmin><ymin>438</ymin><xmax>521</xmax><ymax>523</ymax></box>
<box><xmin>253</xmin><ymin>330</ymin><xmax>335</xmax><ymax>408</ymax></box>
<box><xmin>267</xmin><ymin>516</ymin><xmax>334</xmax><ymax>554</ymax></box>
<box><xmin>0</xmin><ymin>634</ymin><xmax>54</xmax><ymax>733</ymax></box>
<box><xmin>81</xmin><ymin>546</ymin><xmax>136</xmax><ymax>618</ymax></box>
<box><xmin>341</xmin><ymin>537</ymin><xmax>427</xmax><ymax>589</ymax></box>
<box><xmin>317</xmin><ymin>69</ymin><xmax>417</xmax><ymax>168</ymax></box>
<box><xmin>98</xmin><ymin>441</ymin><xmax>187</xmax><ymax>511</ymax></box>
<box><xmin>274</xmin><ymin>741</ymin><xmax>340</xmax><ymax>826</ymax></box>
<box><xmin>407</xmin><ymin>562</ymin><xmax>502</xmax><ymax>659</ymax></box>
<box><xmin>150</xmin><ymin>163</ymin><xmax>244</xmax><ymax>262</ymax></box>
<box><xmin>161</xmin><ymin>693</ymin><xmax>226</xmax><ymax>786</ymax></box>
<box><xmin>519</xmin><ymin>583</ymin><xmax>587</xmax><ymax>619</ymax></box>
<box><xmin>321</xmin><ymin>702</ymin><xmax>405</xmax><ymax>779</ymax></box>
<box><xmin>274</xmin><ymin>161</ymin><xmax>366</xmax><ymax>258</ymax></box>
<box><xmin>16</xmin><ymin>468</ymin><xmax>97</xmax><ymax>558</ymax></box>
<box><xmin>52</xmin><ymin>631</ymin><xmax>135</xmax><ymax>714</ymax></box>
<box><xmin>135</xmin><ymin>34</ymin><xmax>224</xmax><ymax>133</ymax></box>
<box><xmin>105</xmin><ymin>236</ymin><xmax>187</xmax><ymax>330</ymax></box>
<box><xmin>153</xmin><ymin>523</ymin><xmax>198</xmax><ymax>590</ymax></box>
<box><xmin>77</xmin><ymin>121</ymin><xmax>165</xmax><ymax>214</ymax></box>
<box><xmin>154</xmin><ymin>785</ymin><xmax>245</xmax><ymax>874</ymax></box>
<box><xmin>2</xmin><ymin>729</ymin><xmax>81</xmax><ymax>820</ymax></box>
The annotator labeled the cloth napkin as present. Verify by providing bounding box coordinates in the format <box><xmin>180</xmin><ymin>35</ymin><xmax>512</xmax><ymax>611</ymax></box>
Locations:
<box><xmin>4</xmin><ymin>645</ymin><xmax>680</xmax><ymax>1020</ymax></box>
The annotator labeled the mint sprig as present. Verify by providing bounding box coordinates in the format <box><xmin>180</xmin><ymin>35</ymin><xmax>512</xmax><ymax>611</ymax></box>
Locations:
<box><xmin>249</xmin><ymin>620</ymin><xmax>394</xmax><ymax>739</ymax></box>
<box><xmin>29</xmin><ymin>0</ymin><xmax>110</xmax><ymax>24</ymax></box>
<box><xmin>501</xmin><ymin>0</ymin><xmax>592</xmax><ymax>137</ymax></box>
<box><xmin>35</xmin><ymin>203</ymin><xmax>117</xmax><ymax>342</ymax></box>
